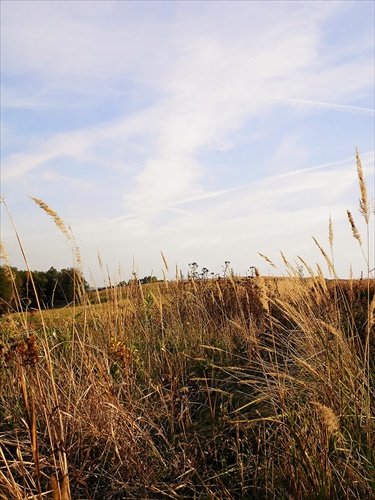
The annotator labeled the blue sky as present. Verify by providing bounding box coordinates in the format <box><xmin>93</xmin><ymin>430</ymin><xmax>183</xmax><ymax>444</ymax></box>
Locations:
<box><xmin>1</xmin><ymin>0</ymin><xmax>374</xmax><ymax>285</ymax></box>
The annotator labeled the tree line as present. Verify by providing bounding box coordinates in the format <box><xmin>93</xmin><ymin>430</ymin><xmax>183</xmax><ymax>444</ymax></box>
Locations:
<box><xmin>0</xmin><ymin>266</ymin><xmax>88</xmax><ymax>314</ymax></box>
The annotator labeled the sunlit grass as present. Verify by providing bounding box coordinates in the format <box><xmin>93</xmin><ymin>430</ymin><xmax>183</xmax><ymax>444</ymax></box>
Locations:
<box><xmin>0</xmin><ymin>152</ymin><xmax>374</xmax><ymax>499</ymax></box>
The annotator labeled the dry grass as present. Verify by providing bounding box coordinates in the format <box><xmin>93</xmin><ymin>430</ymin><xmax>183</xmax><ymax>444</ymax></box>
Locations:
<box><xmin>1</xmin><ymin>152</ymin><xmax>374</xmax><ymax>499</ymax></box>
<box><xmin>356</xmin><ymin>147</ymin><xmax>370</xmax><ymax>225</ymax></box>
<box><xmin>1</xmin><ymin>271</ymin><xmax>374</xmax><ymax>500</ymax></box>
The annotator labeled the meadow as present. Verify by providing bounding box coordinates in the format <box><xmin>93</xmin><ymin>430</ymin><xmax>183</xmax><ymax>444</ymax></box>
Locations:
<box><xmin>0</xmin><ymin>152</ymin><xmax>374</xmax><ymax>499</ymax></box>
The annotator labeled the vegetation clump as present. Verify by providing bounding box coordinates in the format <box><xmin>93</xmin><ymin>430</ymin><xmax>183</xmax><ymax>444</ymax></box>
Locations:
<box><xmin>0</xmin><ymin>153</ymin><xmax>374</xmax><ymax>499</ymax></box>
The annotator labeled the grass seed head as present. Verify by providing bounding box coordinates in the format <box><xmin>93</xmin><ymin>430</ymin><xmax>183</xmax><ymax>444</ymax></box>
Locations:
<box><xmin>312</xmin><ymin>402</ymin><xmax>340</xmax><ymax>437</ymax></box>
<box><xmin>29</xmin><ymin>197</ymin><xmax>70</xmax><ymax>240</ymax></box>
<box><xmin>356</xmin><ymin>148</ymin><xmax>370</xmax><ymax>224</ymax></box>
<box><xmin>329</xmin><ymin>214</ymin><xmax>333</xmax><ymax>250</ymax></box>
<box><xmin>346</xmin><ymin>210</ymin><xmax>362</xmax><ymax>245</ymax></box>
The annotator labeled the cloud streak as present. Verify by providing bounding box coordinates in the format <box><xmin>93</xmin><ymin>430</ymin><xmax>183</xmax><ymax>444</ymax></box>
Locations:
<box><xmin>263</xmin><ymin>96</ymin><xmax>375</xmax><ymax>116</ymax></box>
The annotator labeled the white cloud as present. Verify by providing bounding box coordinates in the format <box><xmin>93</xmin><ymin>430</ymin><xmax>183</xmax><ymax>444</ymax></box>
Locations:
<box><xmin>1</xmin><ymin>1</ymin><xmax>374</xmax><ymax>283</ymax></box>
<box><xmin>63</xmin><ymin>152</ymin><xmax>372</xmax><ymax>281</ymax></box>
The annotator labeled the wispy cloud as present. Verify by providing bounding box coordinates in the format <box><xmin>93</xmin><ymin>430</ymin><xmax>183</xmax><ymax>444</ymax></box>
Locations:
<box><xmin>264</xmin><ymin>96</ymin><xmax>375</xmax><ymax>116</ymax></box>
<box><xmin>1</xmin><ymin>0</ymin><xmax>374</xmax><ymax>282</ymax></box>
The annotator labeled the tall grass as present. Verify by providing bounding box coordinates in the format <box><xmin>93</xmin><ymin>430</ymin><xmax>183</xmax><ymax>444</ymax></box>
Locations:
<box><xmin>0</xmin><ymin>153</ymin><xmax>374</xmax><ymax>499</ymax></box>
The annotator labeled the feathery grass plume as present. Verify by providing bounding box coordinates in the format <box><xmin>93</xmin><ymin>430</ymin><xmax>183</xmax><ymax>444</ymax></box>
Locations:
<box><xmin>97</xmin><ymin>251</ymin><xmax>103</xmax><ymax>272</ymax></box>
<box><xmin>68</xmin><ymin>224</ymin><xmax>82</xmax><ymax>266</ymax></box>
<box><xmin>346</xmin><ymin>210</ymin><xmax>362</xmax><ymax>245</ymax></box>
<box><xmin>29</xmin><ymin>197</ymin><xmax>83</xmax><ymax>269</ymax></box>
<box><xmin>258</xmin><ymin>253</ymin><xmax>277</xmax><ymax>268</ymax></box>
<box><xmin>0</xmin><ymin>240</ymin><xmax>7</xmax><ymax>263</ymax></box>
<box><xmin>356</xmin><ymin>147</ymin><xmax>370</xmax><ymax>224</ymax></box>
<box><xmin>311</xmin><ymin>402</ymin><xmax>340</xmax><ymax>437</ymax></box>
<box><xmin>29</xmin><ymin>197</ymin><xmax>70</xmax><ymax>240</ymax></box>
<box><xmin>29</xmin><ymin>199</ymin><xmax>84</xmax><ymax>305</ymax></box>
<box><xmin>160</xmin><ymin>251</ymin><xmax>169</xmax><ymax>273</ymax></box>
<box><xmin>328</xmin><ymin>214</ymin><xmax>334</xmax><ymax>266</ymax></box>
<box><xmin>328</xmin><ymin>214</ymin><xmax>333</xmax><ymax>249</ymax></box>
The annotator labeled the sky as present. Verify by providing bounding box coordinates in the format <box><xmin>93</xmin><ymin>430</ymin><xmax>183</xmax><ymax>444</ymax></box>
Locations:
<box><xmin>1</xmin><ymin>0</ymin><xmax>374</xmax><ymax>286</ymax></box>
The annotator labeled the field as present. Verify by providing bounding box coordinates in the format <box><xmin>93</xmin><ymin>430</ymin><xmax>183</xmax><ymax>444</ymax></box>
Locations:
<box><xmin>1</xmin><ymin>271</ymin><xmax>374</xmax><ymax>499</ymax></box>
<box><xmin>0</xmin><ymin>153</ymin><xmax>374</xmax><ymax>500</ymax></box>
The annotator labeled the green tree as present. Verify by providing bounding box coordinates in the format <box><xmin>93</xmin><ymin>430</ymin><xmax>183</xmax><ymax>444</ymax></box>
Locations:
<box><xmin>32</xmin><ymin>271</ymin><xmax>49</xmax><ymax>308</ymax></box>
<box><xmin>0</xmin><ymin>266</ymin><xmax>88</xmax><ymax>311</ymax></box>
<box><xmin>45</xmin><ymin>267</ymin><xmax>59</xmax><ymax>307</ymax></box>
<box><xmin>16</xmin><ymin>270</ymin><xmax>48</xmax><ymax>309</ymax></box>
<box><xmin>56</xmin><ymin>268</ymin><xmax>88</xmax><ymax>305</ymax></box>
<box><xmin>0</xmin><ymin>266</ymin><xmax>20</xmax><ymax>314</ymax></box>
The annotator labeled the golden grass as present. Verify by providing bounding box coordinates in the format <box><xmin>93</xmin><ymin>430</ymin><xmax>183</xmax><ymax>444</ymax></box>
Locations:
<box><xmin>347</xmin><ymin>209</ymin><xmax>362</xmax><ymax>245</ymax></box>
<box><xmin>356</xmin><ymin>146</ymin><xmax>370</xmax><ymax>224</ymax></box>
<box><xmin>0</xmin><ymin>151</ymin><xmax>374</xmax><ymax>499</ymax></box>
<box><xmin>1</xmin><ymin>274</ymin><xmax>374</xmax><ymax>499</ymax></box>
<box><xmin>28</xmin><ymin>197</ymin><xmax>70</xmax><ymax>240</ymax></box>
<box><xmin>29</xmin><ymin>196</ymin><xmax>82</xmax><ymax>267</ymax></box>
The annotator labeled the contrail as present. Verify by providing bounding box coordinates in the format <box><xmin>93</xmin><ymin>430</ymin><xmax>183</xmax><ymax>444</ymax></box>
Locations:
<box><xmin>263</xmin><ymin>95</ymin><xmax>375</xmax><ymax>116</ymax></box>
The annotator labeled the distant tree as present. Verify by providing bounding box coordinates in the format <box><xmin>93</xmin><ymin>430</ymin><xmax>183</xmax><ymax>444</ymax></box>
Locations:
<box><xmin>0</xmin><ymin>266</ymin><xmax>21</xmax><ymax>314</ymax></box>
<box><xmin>18</xmin><ymin>269</ymin><xmax>54</xmax><ymax>309</ymax></box>
<box><xmin>45</xmin><ymin>267</ymin><xmax>59</xmax><ymax>307</ymax></box>
<box><xmin>32</xmin><ymin>271</ymin><xmax>49</xmax><ymax>307</ymax></box>
<box><xmin>18</xmin><ymin>270</ymin><xmax>36</xmax><ymax>309</ymax></box>
<box><xmin>56</xmin><ymin>268</ymin><xmax>88</xmax><ymax>305</ymax></box>
<box><xmin>0</xmin><ymin>266</ymin><xmax>89</xmax><ymax>311</ymax></box>
<box><xmin>0</xmin><ymin>266</ymin><xmax>13</xmax><ymax>310</ymax></box>
<box><xmin>140</xmin><ymin>276</ymin><xmax>158</xmax><ymax>285</ymax></box>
